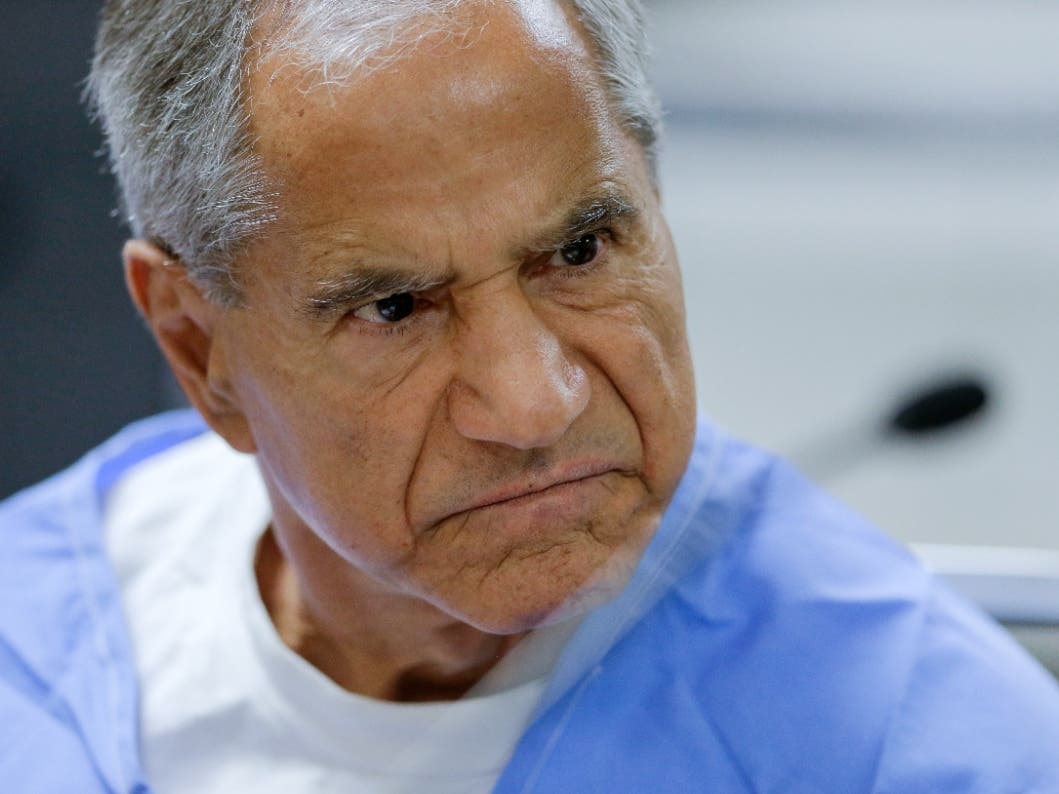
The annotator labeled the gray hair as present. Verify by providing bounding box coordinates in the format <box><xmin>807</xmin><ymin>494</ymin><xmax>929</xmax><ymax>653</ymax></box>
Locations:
<box><xmin>87</xmin><ymin>0</ymin><xmax>661</xmax><ymax>305</ymax></box>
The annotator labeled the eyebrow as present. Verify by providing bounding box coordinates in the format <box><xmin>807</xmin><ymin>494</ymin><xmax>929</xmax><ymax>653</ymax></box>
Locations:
<box><xmin>300</xmin><ymin>267</ymin><xmax>452</xmax><ymax>321</ymax></box>
<box><xmin>519</xmin><ymin>189</ymin><xmax>640</xmax><ymax>257</ymax></box>
<box><xmin>299</xmin><ymin>188</ymin><xmax>641</xmax><ymax>320</ymax></box>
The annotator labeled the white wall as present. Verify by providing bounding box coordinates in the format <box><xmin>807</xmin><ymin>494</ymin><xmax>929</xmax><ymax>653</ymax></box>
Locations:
<box><xmin>648</xmin><ymin>0</ymin><xmax>1059</xmax><ymax>550</ymax></box>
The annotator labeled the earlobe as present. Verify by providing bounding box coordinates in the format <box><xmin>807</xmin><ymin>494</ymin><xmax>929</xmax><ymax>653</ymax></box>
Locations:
<box><xmin>122</xmin><ymin>240</ymin><xmax>257</xmax><ymax>454</ymax></box>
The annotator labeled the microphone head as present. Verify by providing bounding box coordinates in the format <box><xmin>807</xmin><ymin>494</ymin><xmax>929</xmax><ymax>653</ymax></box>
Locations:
<box><xmin>888</xmin><ymin>375</ymin><xmax>990</xmax><ymax>437</ymax></box>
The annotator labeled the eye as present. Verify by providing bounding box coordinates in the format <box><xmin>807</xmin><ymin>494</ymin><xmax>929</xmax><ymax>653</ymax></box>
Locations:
<box><xmin>353</xmin><ymin>292</ymin><xmax>416</xmax><ymax>324</ymax></box>
<box><xmin>553</xmin><ymin>233</ymin><xmax>603</xmax><ymax>268</ymax></box>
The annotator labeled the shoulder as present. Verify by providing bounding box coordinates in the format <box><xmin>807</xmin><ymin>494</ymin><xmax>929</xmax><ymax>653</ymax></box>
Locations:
<box><xmin>0</xmin><ymin>410</ymin><xmax>209</xmax><ymax>793</ymax></box>
<box><xmin>0</xmin><ymin>409</ymin><xmax>211</xmax><ymax>605</ymax></box>
<box><xmin>504</xmin><ymin>425</ymin><xmax>1059</xmax><ymax>793</ymax></box>
<box><xmin>869</xmin><ymin>581</ymin><xmax>1059</xmax><ymax>792</ymax></box>
<box><xmin>670</xmin><ymin>430</ymin><xmax>1059</xmax><ymax>791</ymax></box>
<box><xmin>0</xmin><ymin>409</ymin><xmax>208</xmax><ymax>522</ymax></box>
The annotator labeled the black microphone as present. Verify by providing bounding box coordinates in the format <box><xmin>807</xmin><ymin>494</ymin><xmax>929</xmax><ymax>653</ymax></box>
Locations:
<box><xmin>793</xmin><ymin>372</ymin><xmax>992</xmax><ymax>482</ymax></box>
<box><xmin>888</xmin><ymin>377</ymin><xmax>989</xmax><ymax>437</ymax></box>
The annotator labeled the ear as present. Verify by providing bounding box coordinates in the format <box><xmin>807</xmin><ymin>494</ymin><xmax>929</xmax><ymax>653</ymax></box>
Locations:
<box><xmin>123</xmin><ymin>240</ymin><xmax>257</xmax><ymax>454</ymax></box>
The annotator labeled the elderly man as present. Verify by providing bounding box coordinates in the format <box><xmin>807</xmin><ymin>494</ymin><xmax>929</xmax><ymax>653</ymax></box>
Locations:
<box><xmin>2</xmin><ymin>1</ymin><xmax>1058</xmax><ymax>792</ymax></box>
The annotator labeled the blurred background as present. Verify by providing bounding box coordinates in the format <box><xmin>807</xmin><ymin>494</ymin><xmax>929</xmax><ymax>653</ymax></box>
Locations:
<box><xmin>1</xmin><ymin>3</ymin><xmax>160</xmax><ymax>496</ymax></box>
<box><xmin>1</xmin><ymin>1</ymin><xmax>1056</xmax><ymax>665</ymax></box>
<box><xmin>652</xmin><ymin>0</ymin><xmax>1059</xmax><ymax>552</ymax></box>
<box><xmin>648</xmin><ymin>0</ymin><xmax>1059</xmax><ymax>669</ymax></box>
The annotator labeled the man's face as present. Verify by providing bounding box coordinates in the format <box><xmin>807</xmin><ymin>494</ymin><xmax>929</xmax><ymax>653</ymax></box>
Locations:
<box><xmin>210</xmin><ymin>0</ymin><xmax>696</xmax><ymax>633</ymax></box>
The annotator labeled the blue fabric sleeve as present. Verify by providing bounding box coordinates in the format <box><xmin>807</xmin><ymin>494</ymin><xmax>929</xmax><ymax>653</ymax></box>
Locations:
<box><xmin>0</xmin><ymin>411</ymin><xmax>205</xmax><ymax>794</ymax></box>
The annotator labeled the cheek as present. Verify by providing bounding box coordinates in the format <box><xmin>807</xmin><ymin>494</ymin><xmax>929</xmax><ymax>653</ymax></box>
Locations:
<box><xmin>230</xmin><ymin>342</ymin><xmax>434</xmax><ymax>568</ymax></box>
<box><xmin>575</xmin><ymin>259</ymin><xmax>692</xmax><ymax>388</ymax></box>
<box><xmin>573</xmin><ymin>267</ymin><xmax>696</xmax><ymax>481</ymax></box>
<box><xmin>255</xmin><ymin>412</ymin><xmax>424</xmax><ymax>580</ymax></box>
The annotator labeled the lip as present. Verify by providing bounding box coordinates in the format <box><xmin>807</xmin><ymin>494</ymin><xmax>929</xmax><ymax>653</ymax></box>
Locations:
<box><xmin>450</xmin><ymin>461</ymin><xmax>622</xmax><ymax>517</ymax></box>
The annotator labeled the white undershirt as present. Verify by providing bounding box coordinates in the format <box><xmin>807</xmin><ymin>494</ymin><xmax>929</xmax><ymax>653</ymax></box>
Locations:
<box><xmin>104</xmin><ymin>432</ymin><xmax>548</xmax><ymax>794</ymax></box>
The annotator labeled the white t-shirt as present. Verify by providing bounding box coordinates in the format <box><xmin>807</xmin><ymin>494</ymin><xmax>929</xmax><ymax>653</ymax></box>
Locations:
<box><xmin>104</xmin><ymin>432</ymin><xmax>550</xmax><ymax>794</ymax></box>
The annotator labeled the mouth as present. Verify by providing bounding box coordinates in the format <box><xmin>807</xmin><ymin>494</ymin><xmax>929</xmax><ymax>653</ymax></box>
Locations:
<box><xmin>451</xmin><ymin>461</ymin><xmax>625</xmax><ymax>518</ymax></box>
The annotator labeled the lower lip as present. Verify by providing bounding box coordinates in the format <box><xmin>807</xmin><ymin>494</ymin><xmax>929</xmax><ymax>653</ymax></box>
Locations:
<box><xmin>473</xmin><ymin>473</ymin><xmax>617</xmax><ymax>520</ymax></box>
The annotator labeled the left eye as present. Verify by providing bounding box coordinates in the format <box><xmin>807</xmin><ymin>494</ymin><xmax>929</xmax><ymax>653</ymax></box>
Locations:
<box><xmin>353</xmin><ymin>292</ymin><xmax>416</xmax><ymax>324</ymax></box>
<box><xmin>552</xmin><ymin>233</ymin><xmax>602</xmax><ymax>268</ymax></box>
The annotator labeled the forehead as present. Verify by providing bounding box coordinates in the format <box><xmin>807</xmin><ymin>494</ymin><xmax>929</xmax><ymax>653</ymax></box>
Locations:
<box><xmin>245</xmin><ymin>0</ymin><xmax>640</xmax><ymax>271</ymax></box>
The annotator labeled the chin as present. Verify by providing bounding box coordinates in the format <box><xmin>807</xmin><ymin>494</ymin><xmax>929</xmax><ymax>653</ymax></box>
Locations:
<box><xmin>453</xmin><ymin>543</ymin><xmax>645</xmax><ymax>636</ymax></box>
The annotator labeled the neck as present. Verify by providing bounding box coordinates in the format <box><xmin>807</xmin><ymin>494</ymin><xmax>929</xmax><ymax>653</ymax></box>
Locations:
<box><xmin>254</xmin><ymin>527</ymin><xmax>524</xmax><ymax>702</ymax></box>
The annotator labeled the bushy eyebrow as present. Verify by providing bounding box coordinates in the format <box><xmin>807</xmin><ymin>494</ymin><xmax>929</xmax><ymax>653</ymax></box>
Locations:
<box><xmin>519</xmin><ymin>190</ymin><xmax>640</xmax><ymax>257</ymax></box>
<box><xmin>300</xmin><ymin>267</ymin><xmax>451</xmax><ymax>321</ymax></box>
<box><xmin>299</xmin><ymin>189</ymin><xmax>640</xmax><ymax>320</ymax></box>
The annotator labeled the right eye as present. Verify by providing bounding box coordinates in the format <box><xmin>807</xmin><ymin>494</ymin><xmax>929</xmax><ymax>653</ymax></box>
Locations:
<box><xmin>353</xmin><ymin>293</ymin><xmax>416</xmax><ymax>324</ymax></box>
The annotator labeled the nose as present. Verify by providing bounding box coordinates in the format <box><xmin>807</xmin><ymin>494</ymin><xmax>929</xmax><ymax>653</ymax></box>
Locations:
<box><xmin>447</xmin><ymin>293</ymin><xmax>590</xmax><ymax>449</ymax></box>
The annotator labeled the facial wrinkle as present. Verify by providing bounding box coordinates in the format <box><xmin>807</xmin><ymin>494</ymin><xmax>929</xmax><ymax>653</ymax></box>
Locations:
<box><xmin>403</xmin><ymin>375</ymin><xmax>448</xmax><ymax>546</ymax></box>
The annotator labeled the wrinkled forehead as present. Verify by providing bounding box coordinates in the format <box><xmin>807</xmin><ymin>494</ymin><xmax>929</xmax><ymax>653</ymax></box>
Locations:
<box><xmin>243</xmin><ymin>0</ymin><xmax>632</xmax><ymax>241</ymax></box>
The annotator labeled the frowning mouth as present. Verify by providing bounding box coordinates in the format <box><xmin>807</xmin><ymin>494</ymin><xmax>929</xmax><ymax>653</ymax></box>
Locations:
<box><xmin>449</xmin><ymin>462</ymin><xmax>624</xmax><ymax>518</ymax></box>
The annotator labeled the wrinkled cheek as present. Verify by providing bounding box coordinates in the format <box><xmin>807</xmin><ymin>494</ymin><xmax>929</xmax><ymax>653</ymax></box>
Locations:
<box><xmin>608</xmin><ymin>291</ymin><xmax>692</xmax><ymax>392</ymax></box>
<box><xmin>604</xmin><ymin>301</ymin><xmax>696</xmax><ymax>489</ymax></box>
